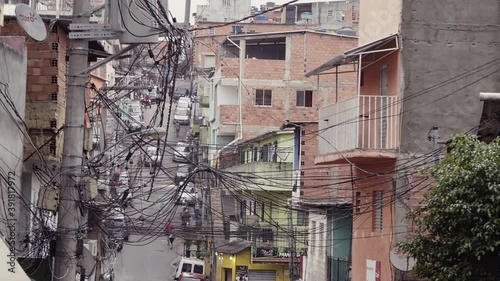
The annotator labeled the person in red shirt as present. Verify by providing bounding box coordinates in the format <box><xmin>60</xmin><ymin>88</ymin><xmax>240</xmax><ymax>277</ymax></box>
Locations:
<box><xmin>166</xmin><ymin>220</ymin><xmax>174</xmax><ymax>234</ymax></box>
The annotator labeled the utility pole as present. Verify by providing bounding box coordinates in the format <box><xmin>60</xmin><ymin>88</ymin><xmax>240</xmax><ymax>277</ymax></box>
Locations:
<box><xmin>288</xmin><ymin>204</ymin><xmax>295</xmax><ymax>281</ymax></box>
<box><xmin>53</xmin><ymin>0</ymin><xmax>90</xmax><ymax>279</ymax></box>
<box><xmin>184</xmin><ymin>0</ymin><xmax>191</xmax><ymax>25</ymax></box>
<box><xmin>208</xmin><ymin>173</ymin><xmax>216</xmax><ymax>281</ymax></box>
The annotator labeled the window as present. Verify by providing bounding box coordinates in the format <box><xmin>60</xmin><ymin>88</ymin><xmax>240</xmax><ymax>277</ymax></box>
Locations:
<box><xmin>50</xmin><ymin>120</ymin><xmax>57</xmax><ymax>129</ymax></box>
<box><xmin>261</xmin><ymin>145</ymin><xmax>269</xmax><ymax>161</ymax></box>
<box><xmin>373</xmin><ymin>191</ymin><xmax>383</xmax><ymax>232</ymax></box>
<box><xmin>253</xmin><ymin>147</ymin><xmax>258</xmax><ymax>161</ymax></box>
<box><xmin>355</xmin><ymin>192</ymin><xmax>361</xmax><ymax>214</ymax></box>
<box><xmin>50</xmin><ymin>59</ymin><xmax>58</xmax><ymax>67</ymax></box>
<box><xmin>260</xmin><ymin>202</ymin><xmax>265</xmax><ymax>222</ymax></box>
<box><xmin>193</xmin><ymin>265</ymin><xmax>204</xmax><ymax>274</ymax></box>
<box><xmin>51</xmin><ymin>25</ymin><xmax>58</xmax><ymax>33</ymax></box>
<box><xmin>319</xmin><ymin>222</ymin><xmax>324</xmax><ymax>255</ymax></box>
<box><xmin>208</xmin><ymin>28</ymin><xmax>215</xmax><ymax>36</ymax></box>
<box><xmin>49</xmin><ymin>138</ymin><xmax>56</xmax><ymax>155</ymax></box>
<box><xmin>51</xmin><ymin>76</ymin><xmax>58</xmax><ymax>85</ymax></box>
<box><xmin>327</xmin><ymin>10</ymin><xmax>334</xmax><ymax>17</ymax></box>
<box><xmin>297</xmin><ymin>210</ymin><xmax>309</xmax><ymax>226</ymax></box>
<box><xmin>181</xmin><ymin>263</ymin><xmax>192</xmax><ymax>273</ymax></box>
<box><xmin>255</xmin><ymin>89</ymin><xmax>272</xmax><ymax>106</ymax></box>
<box><xmin>311</xmin><ymin>221</ymin><xmax>316</xmax><ymax>254</ymax></box>
<box><xmin>51</xmin><ymin>42</ymin><xmax>59</xmax><ymax>51</ymax></box>
<box><xmin>50</xmin><ymin>93</ymin><xmax>58</xmax><ymax>101</ymax></box>
<box><xmin>296</xmin><ymin>90</ymin><xmax>313</xmax><ymax>107</ymax></box>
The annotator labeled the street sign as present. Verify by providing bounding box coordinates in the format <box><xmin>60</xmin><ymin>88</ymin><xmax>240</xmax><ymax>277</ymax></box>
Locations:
<box><xmin>69</xmin><ymin>23</ymin><xmax>112</xmax><ymax>30</ymax></box>
<box><xmin>15</xmin><ymin>3</ymin><xmax>47</xmax><ymax>42</ymax></box>
<box><xmin>69</xmin><ymin>31</ymin><xmax>119</xmax><ymax>39</ymax></box>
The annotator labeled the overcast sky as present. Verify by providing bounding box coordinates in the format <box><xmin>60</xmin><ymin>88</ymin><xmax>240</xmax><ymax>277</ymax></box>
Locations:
<box><xmin>168</xmin><ymin>0</ymin><xmax>327</xmax><ymax>23</ymax></box>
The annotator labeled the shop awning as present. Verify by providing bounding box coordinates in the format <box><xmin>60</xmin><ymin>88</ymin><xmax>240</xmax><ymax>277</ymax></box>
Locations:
<box><xmin>216</xmin><ymin>239</ymin><xmax>252</xmax><ymax>255</ymax></box>
<box><xmin>305</xmin><ymin>34</ymin><xmax>399</xmax><ymax>77</ymax></box>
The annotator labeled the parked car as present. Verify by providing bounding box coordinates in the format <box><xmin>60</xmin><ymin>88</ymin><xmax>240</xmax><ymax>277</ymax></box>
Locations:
<box><xmin>174</xmin><ymin>108</ymin><xmax>190</xmax><ymax>125</ymax></box>
<box><xmin>173</xmin><ymin>143</ymin><xmax>191</xmax><ymax>163</ymax></box>
<box><xmin>175</xmin><ymin>164</ymin><xmax>192</xmax><ymax>183</ymax></box>
<box><xmin>174</xmin><ymin>258</ymin><xmax>206</xmax><ymax>280</ymax></box>
<box><xmin>172</xmin><ymin>88</ymin><xmax>188</xmax><ymax>101</ymax></box>
<box><xmin>144</xmin><ymin>146</ymin><xmax>162</xmax><ymax>167</ymax></box>
<box><xmin>178</xmin><ymin>97</ymin><xmax>192</xmax><ymax>108</ymax></box>
<box><xmin>179</xmin><ymin>182</ymin><xmax>196</xmax><ymax>206</ymax></box>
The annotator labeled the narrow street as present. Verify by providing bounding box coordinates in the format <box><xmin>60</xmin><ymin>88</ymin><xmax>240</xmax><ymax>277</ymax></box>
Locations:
<box><xmin>114</xmin><ymin>93</ymin><xmax>192</xmax><ymax>281</ymax></box>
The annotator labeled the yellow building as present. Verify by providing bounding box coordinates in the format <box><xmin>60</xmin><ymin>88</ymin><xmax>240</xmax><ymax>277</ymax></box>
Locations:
<box><xmin>215</xmin><ymin>240</ymin><xmax>298</xmax><ymax>281</ymax></box>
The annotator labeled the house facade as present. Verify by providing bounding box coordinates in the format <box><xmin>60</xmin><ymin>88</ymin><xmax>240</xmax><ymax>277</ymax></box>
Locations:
<box><xmin>218</xmin><ymin>130</ymin><xmax>307</xmax><ymax>280</ymax></box>
<box><xmin>306</xmin><ymin>0</ymin><xmax>500</xmax><ymax>280</ymax></box>
<box><xmin>198</xmin><ymin>29</ymin><xmax>357</xmax><ymax>163</ymax></box>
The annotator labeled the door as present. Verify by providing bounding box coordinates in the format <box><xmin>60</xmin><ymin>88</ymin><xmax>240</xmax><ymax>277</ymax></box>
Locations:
<box><xmin>379</xmin><ymin>64</ymin><xmax>388</xmax><ymax>149</ymax></box>
<box><xmin>225</xmin><ymin>268</ymin><xmax>232</xmax><ymax>281</ymax></box>
<box><xmin>248</xmin><ymin>270</ymin><xmax>276</xmax><ymax>281</ymax></box>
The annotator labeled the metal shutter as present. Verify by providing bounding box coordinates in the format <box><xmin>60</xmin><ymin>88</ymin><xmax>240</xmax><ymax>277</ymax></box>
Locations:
<box><xmin>248</xmin><ymin>270</ymin><xmax>276</xmax><ymax>281</ymax></box>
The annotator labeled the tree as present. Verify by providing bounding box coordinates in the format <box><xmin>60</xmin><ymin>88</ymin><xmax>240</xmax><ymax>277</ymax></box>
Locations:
<box><xmin>398</xmin><ymin>135</ymin><xmax>500</xmax><ymax>281</ymax></box>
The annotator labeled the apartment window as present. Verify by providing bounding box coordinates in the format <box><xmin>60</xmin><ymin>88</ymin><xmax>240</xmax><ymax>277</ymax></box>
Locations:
<box><xmin>242</xmin><ymin>200</ymin><xmax>256</xmax><ymax>216</ymax></box>
<box><xmin>319</xmin><ymin>222</ymin><xmax>324</xmax><ymax>255</ymax></box>
<box><xmin>208</xmin><ymin>28</ymin><xmax>216</xmax><ymax>36</ymax></box>
<box><xmin>260</xmin><ymin>202</ymin><xmax>265</xmax><ymax>222</ymax></box>
<box><xmin>296</xmin><ymin>90</ymin><xmax>313</xmax><ymax>107</ymax></box>
<box><xmin>51</xmin><ymin>25</ymin><xmax>58</xmax><ymax>33</ymax></box>
<box><xmin>50</xmin><ymin>59</ymin><xmax>58</xmax><ymax>67</ymax></box>
<box><xmin>355</xmin><ymin>192</ymin><xmax>361</xmax><ymax>214</ymax></box>
<box><xmin>50</xmin><ymin>93</ymin><xmax>58</xmax><ymax>101</ymax></box>
<box><xmin>51</xmin><ymin>42</ymin><xmax>59</xmax><ymax>51</ymax></box>
<box><xmin>373</xmin><ymin>191</ymin><xmax>383</xmax><ymax>232</ymax></box>
<box><xmin>255</xmin><ymin>89</ymin><xmax>272</xmax><ymax>106</ymax></box>
<box><xmin>327</xmin><ymin>10</ymin><xmax>334</xmax><ymax>17</ymax></box>
<box><xmin>49</xmin><ymin>138</ymin><xmax>56</xmax><ymax>155</ymax></box>
<box><xmin>297</xmin><ymin>210</ymin><xmax>309</xmax><ymax>226</ymax></box>
<box><xmin>261</xmin><ymin>145</ymin><xmax>270</xmax><ymax>162</ymax></box>
<box><xmin>51</xmin><ymin>76</ymin><xmax>58</xmax><ymax>85</ymax></box>
<box><xmin>253</xmin><ymin>147</ymin><xmax>258</xmax><ymax>161</ymax></box>
<box><xmin>311</xmin><ymin>221</ymin><xmax>316</xmax><ymax>254</ymax></box>
<box><xmin>50</xmin><ymin>120</ymin><xmax>57</xmax><ymax>129</ymax></box>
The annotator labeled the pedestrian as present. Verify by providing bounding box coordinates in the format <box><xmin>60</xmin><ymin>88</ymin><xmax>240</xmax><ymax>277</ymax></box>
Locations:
<box><xmin>166</xmin><ymin>220</ymin><xmax>174</xmax><ymax>234</ymax></box>
<box><xmin>168</xmin><ymin>233</ymin><xmax>175</xmax><ymax>249</ymax></box>
<box><xmin>175</xmin><ymin>122</ymin><xmax>181</xmax><ymax>137</ymax></box>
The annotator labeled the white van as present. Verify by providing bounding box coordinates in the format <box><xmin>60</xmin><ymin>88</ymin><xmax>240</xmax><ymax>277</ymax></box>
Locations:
<box><xmin>174</xmin><ymin>257</ymin><xmax>205</xmax><ymax>280</ymax></box>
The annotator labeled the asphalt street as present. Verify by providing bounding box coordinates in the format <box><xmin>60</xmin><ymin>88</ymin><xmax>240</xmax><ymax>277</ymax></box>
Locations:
<box><xmin>114</xmin><ymin>89</ymin><xmax>193</xmax><ymax>281</ymax></box>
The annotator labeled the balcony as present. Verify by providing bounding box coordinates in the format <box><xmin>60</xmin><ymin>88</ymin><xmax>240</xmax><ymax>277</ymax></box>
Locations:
<box><xmin>225</xmin><ymin>161</ymin><xmax>293</xmax><ymax>191</ymax></box>
<box><xmin>317</xmin><ymin>95</ymin><xmax>400</xmax><ymax>164</ymax></box>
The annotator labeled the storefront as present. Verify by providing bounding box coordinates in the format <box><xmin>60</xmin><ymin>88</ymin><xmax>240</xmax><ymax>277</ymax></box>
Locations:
<box><xmin>215</xmin><ymin>240</ymin><xmax>290</xmax><ymax>281</ymax></box>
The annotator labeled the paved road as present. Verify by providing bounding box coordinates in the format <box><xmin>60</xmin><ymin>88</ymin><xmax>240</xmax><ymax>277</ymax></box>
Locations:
<box><xmin>114</xmin><ymin>94</ymin><xmax>193</xmax><ymax>281</ymax></box>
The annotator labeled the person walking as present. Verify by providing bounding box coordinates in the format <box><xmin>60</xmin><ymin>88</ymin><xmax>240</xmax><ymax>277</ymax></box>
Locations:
<box><xmin>175</xmin><ymin>122</ymin><xmax>181</xmax><ymax>137</ymax></box>
<box><xmin>168</xmin><ymin>233</ymin><xmax>175</xmax><ymax>250</ymax></box>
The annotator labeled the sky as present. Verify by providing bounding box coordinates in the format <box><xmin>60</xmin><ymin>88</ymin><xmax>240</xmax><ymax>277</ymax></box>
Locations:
<box><xmin>168</xmin><ymin>0</ymin><xmax>326</xmax><ymax>24</ymax></box>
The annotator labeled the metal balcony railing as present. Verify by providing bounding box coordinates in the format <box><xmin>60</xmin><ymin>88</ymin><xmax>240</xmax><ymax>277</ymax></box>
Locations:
<box><xmin>319</xmin><ymin>95</ymin><xmax>400</xmax><ymax>155</ymax></box>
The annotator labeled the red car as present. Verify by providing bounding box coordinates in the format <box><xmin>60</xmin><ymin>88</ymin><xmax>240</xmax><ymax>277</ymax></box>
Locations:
<box><xmin>178</xmin><ymin>272</ymin><xmax>206</xmax><ymax>281</ymax></box>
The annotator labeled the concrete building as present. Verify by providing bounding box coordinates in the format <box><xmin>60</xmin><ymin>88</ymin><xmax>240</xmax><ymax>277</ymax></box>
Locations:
<box><xmin>0</xmin><ymin>36</ymin><xmax>33</xmax><ymax>281</ymax></box>
<box><xmin>306</xmin><ymin>0</ymin><xmax>500</xmax><ymax>280</ymax></box>
<box><xmin>282</xmin><ymin>0</ymin><xmax>359</xmax><ymax>33</ymax></box>
<box><xmin>195</xmin><ymin>0</ymin><xmax>251</xmax><ymax>23</ymax></box>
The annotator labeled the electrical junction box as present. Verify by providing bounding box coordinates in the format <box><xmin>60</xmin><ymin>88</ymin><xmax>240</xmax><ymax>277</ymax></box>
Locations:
<box><xmin>37</xmin><ymin>187</ymin><xmax>59</xmax><ymax>212</ymax></box>
<box><xmin>84</xmin><ymin>240</ymin><xmax>98</xmax><ymax>256</ymax></box>
<box><xmin>107</xmin><ymin>0</ymin><xmax>168</xmax><ymax>44</ymax></box>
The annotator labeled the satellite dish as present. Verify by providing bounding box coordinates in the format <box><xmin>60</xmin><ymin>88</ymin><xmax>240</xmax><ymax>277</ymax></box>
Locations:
<box><xmin>15</xmin><ymin>4</ymin><xmax>47</xmax><ymax>42</ymax></box>
<box><xmin>390</xmin><ymin>248</ymin><xmax>416</xmax><ymax>271</ymax></box>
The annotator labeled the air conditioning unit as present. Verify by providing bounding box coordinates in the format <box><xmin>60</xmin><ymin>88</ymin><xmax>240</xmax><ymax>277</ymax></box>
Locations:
<box><xmin>84</xmin><ymin>240</ymin><xmax>98</xmax><ymax>256</ymax></box>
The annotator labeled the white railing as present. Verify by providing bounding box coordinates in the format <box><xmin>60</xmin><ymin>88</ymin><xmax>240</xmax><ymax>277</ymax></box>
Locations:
<box><xmin>319</xmin><ymin>95</ymin><xmax>400</xmax><ymax>155</ymax></box>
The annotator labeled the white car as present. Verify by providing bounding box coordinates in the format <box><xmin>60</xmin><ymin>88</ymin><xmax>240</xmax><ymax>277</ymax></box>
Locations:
<box><xmin>173</xmin><ymin>143</ymin><xmax>191</xmax><ymax>163</ymax></box>
<box><xmin>178</xmin><ymin>97</ymin><xmax>192</xmax><ymax>107</ymax></box>
<box><xmin>144</xmin><ymin>146</ymin><xmax>162</xmax><ymax>167</ymax></box>
<box><xmin>174</xmin><ymin>108</ymin><xmax>190</xmax><ymax>125</ymax></box>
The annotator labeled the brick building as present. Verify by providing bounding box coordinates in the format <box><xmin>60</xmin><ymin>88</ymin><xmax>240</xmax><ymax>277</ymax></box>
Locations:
<box><xmin>196</xmin><ymin>27</ymin><xmax>357</xmax><ymax>163</ymax></box>
<box><xmin>305</xmin><ymin>0</ymin><xmax>500</xmax><ymax>280</ymax></box>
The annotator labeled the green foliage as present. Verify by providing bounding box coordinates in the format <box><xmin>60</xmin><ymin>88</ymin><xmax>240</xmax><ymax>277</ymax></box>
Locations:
<box><xmin>397</xmin><ymin>135</ymin><xmax>500</xmax><ymax>281</ymax></box>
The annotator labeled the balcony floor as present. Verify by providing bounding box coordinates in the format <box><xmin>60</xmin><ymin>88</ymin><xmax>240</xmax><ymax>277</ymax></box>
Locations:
<box><xmin>315</xmin><ymin>149</ymin><xmax>398</xmax><ymax>165</ymax></box>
